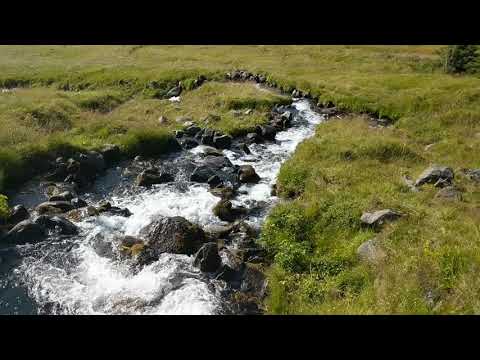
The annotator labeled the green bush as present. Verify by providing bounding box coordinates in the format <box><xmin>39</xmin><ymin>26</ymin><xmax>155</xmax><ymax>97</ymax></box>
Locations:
<box><xmin>442</xmin><ymin>45</ymin><xmax>480</xmax><ymax>74</ymax></box>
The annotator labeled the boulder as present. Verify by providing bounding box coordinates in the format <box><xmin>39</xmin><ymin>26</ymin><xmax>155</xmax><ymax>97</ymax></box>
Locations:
<box><xmin>117</xmin><ymin>236</ymin><xmax>146</xmax><ymax>259</ymax></box>
<box><xmin>240</xmin><ymin>263</ymin><xmax>267</xmax><ymax>299</ymax></box>
<box><xmin>100</xmin><ymin>144</ymin><xmax>122</xmax><ymax>165</ymax></box>
<box><xmin>8</xmin><ymin>205</ymin><xmax>30</xmax><ymax>225</ymax></box>
<box><xmin>246</xmin><ymin>132</ymin><xmax>263</xmax><ymax>144</ymax></box>
<box><xmin>71</xmin><ymin>197</ymin><xmax>88</xmax><ymax>209</ymax></box>
<box><xmin>360</xmin><ymin>209</ymin><xmax>402</xmax><ymax>227</ymax></box>
<box><xmin>213</xmin><ymin>199</ymin><xmax>247</xmax><ymax>222</ymax></box>
<box><xmin>357</xmin><ymin>239</ymin><xmax>387</xmax><ymax>264</ymax></box>
<box><xmin>213</xmin><ymin>134</ymin><xmax>232</xmax><ymax>149</ymax></box>
<box><xmin>466</xmin><ymin>169</ymin><xmax>480</xmax><ymax>183</ymax></box>
<box><xmin>197</xmin><ymin>145</ymin><xmax>223</xmax><ymax>157</ymax></box>
<box><xmin>139</xmin><ymin>216</ymin><xmax>206</xmax><ymax>257</ymax></box>
<box><xmin>34</xmin><ymin>215</ymin><xmax>78</xmax><ymax>235</ymax></box>
<box><xmin>36</xmin><ymin>201</ymin><xmax>75</xmax><ymax>215</ymax></box>
<box><xmin>3</xmin><ymin>220</ymin><xmax>46</xmax><ymax>244</ymax></box>
<box><xmin>238</xmin><ymin>165</ymin><xmax>261</xmax><ymax>183</ymax></box>
<box><xmin>210</xmin><ymin>186</ymin><xmax>235</xmax><ymax>200</ymax></box>
<box><xmin>184</xmin><ymin>125</ymin><xmax>202</xmax><ymax>137</ymax></box>
<box><xmin>203</xmin><ymin>224</ymin><xmax>233</xmax><ymax>239</ymax></box>
<box><xmin>179</xmin><ymin>137</ymin><xmax>199</xmax><ymax>150</ymax></box>
<box><xmin>255</xmin><ymin>125</ymin><xmax>276</xmax><ymax>141</ymax></box>
<box><xmin>241</xmin><ymin>143</ymin><xmax>251</xmax><ymax>155</ymax></box>
<box><xmin>415</xmin><ymin>165</ymin><xmax>454</xmax><ymax>187</ymax></box>
<box><xmin>190</xmin><ymin>166</ymin><xmax>217</xmax><ymax>183</ymax></box>
<box><xmin>49</xmin><ymin>191</ymin><xmax>74</xmax><ymax>202</ymax></box>
<box><xmin>207</xmin><ymin>175</ymin><xmax>223</xmax><ymax>188</ymax></box>
<box><xmin>203</xmin><ymin>155</ymin><xmax>234</xmax><ymax>170</ymax></box>
<box><xmin>175</xmin><ymin>130</ymin><xmax>184</xmax><ymax>139</ymax></box>
<box><xmin>135</xmin><ymin>169</ymin><xmax>174</xmax><ymax>187</ymax></box>
<box><xmin>199</xmin><ymin>129</ymin><xmax>215</xmax><ymax>146</ymax></box>
<box><xmin>193</xmin><ymin>242</ymin><xmax>221</xmax><ymax>272</ymax></box>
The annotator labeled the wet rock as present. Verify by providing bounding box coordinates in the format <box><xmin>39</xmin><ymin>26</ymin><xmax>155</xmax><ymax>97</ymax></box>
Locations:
<box><xmin>213</xmin><ymin>200</ymin><xmax>247</xmax><ymax>222</ymax></box>
<box><xmin>97</xmin><ymin>201</ymin><xmax>112</xmax><ymax>213</ymax></box>
<box><xmin>71</xmin><ymin>197</ymin><xmax>88</xmax><ymax>209</ymax></box>
<box><xmin>139</xmin><ymin>216</ymin><xmax>206</xmax><ymax>257</ymax></box>
<box><xmin>193</xmin><ymin>242</ymin><xmax>221</xmax><ymax>272</ymax></box>
<box><xmin>179</xmin><ymin>137</ymin><xmax>199</xmax><ymax>150</ymax></box>
<box><xmin>246</xmin><ymin>132</ymin><xmax>263</xmax><ymax>144</ymax></box>
<box><xmin>199</xmin><ymin>129</ymin><xmax>215</xmax><ymax>146</ymax></box>
<box><xmin>8</xmin><ymin>205</ymin><xmax>30</xmax><ymax>225</ymax></box>
<box><xmin>434</xmin><ymin>178</ymin><xmax>452</xmax><ymax>188</ymax></box>
<box><xmin>184</xmin><ymin>125</ymin><xmax>202</xmax><ymax>137</ymax></box>
<box><xmin>87</xmin><ymin>206</ymin><xmax>99</xmax><ymax>217</ymax></box>
<box><xmin>270</xmin><ymin>184</ymin><xmax>277</xmax><ymax>196</ymax></box>
<box><xmin>100</xmin><ymin>144</ymin><xmax>122</xmax><ymax>165</ymax></box>
<box><xmin>135</xmin><ymin>169</ymin><xmax>174</xmax><ymax>187</ymax></box>
<box><xmin>92</xmin><ymin>235</ymin><xmax>115</xmax><ymax>259</ymax></box>
<box><xmin>415</xmin><ymin>165</ymin><xmax>454</xmax><ymax>187</ymax></box>
<box><xmin>360</xmin><ymin>209</ymin><xmax>402</xmax><ymax>227</ymax></box>
<box><xmin>3</xmin><ymin>220</ymin><xmax>46</xmax><ymax>244</ymax></box>
<box><xmin>197</xmin><ymin>145</ymin><xmax>223</xmax><ymax>157</ymax></box>
<box><xmin>241</xmin><ymin>143</ymin><xmax>251</xmax><ymax>155</ymax></box>
<box><xmin>238</xmin><ymin>165</ymin><xmax>260</xmax><ymax>183</ymax></box>
<box><xmin>357</xmin><ymin>239</ymin><xmax>387</xmax><ymax>264</ymax></box>
<box><xmin>104</xmin><ymin>207</ymin><xmax>133</xmax><ymax>217</ymax></box>
<box><xmin>203</xmin><ymin>155</ymin><xmax>234</xmax><ymax>170</ymax></box>
<box><xmin>118</xmin><ymin>236</ymin><xmax>146</xmax><ymax>258</ymax></box>
<box><xmin>215</xmin><ymin>264</ymin><xmax>241</xmax><ymax>283</ymax></box>
<box><xmin>34</xmin><ymin>215</ymin><xmax>79</xmax><ymax>235</ymax></box>
<box><xmin>44</xmin><ymin>163</ymin><xmax>69</xmax><ymax>182</ymax></box>
<box><xmin>435</xmin><ymin>186</ymin><xmax>463</xmax><ymax>201</ymax></box>
<box><xmin>213</xmin><ymin>134</ymin><xmax>232</xmax><ymax>149</ymax></box>
<box><xmin>175</xmin><ymin>130</ymin><xmax>184</xmax><ymax>139</ymax></box>
<box><xmin>134</xmin><ymin>155</ymin><xmax>144</xmax><ymax>162</ymax></box>
<box><xmin>207</xmin><ymin>175</ymin><xmax>223</xmax><ymax>188</ymax></box>
<box><xmin>210</xmin><ymin>187</ymin><xmax>235</xmax><ymax>200</ymax></box>
<box><xmin>255</xmin><ymin>125</ymin><xmax>277</xmax><ymax>141</ymax></box>
<box><xmin>36</xmin><ymin>201</ymin><xmax>75</xmax><ymax>215</ymax></box>
<box><xmin>190</xmin><ymin>166</ymin><xmax>216</xmax><ymax>183</ymax></box>
<box><xmin>49</xmin><ymin>191</ymin><xmax>74</xmax><ymax>202</ymax></box>
<box><xmin>203</xmin><ymin>224</ymin><xmax>233</xmax><ymax>239</ymax></box>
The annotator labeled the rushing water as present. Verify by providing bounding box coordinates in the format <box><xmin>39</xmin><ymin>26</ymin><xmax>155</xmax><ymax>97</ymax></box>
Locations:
<box><xmin>0</xmin><ymin>99</ymin><xmax>324</xmax><ymax>315</ymax></box>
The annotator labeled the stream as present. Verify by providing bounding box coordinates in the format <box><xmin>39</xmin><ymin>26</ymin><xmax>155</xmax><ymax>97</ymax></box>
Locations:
<box><xmin>0</xmin><ymin>98</ymin><xmax>324</xmax><ymax>315</ymax></box>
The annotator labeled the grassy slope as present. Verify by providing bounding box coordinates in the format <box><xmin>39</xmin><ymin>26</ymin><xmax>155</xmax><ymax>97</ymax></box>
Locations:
<box><xmin>0</xmin><ymin>46</ymin><xmax>479</xmax><ymax>313</ymax></box>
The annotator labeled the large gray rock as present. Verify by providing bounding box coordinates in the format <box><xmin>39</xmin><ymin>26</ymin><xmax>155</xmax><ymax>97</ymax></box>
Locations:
<box><xmin>3</xmin><ymin>220</ymin><xmax>47</xmax><ymax>244</ymax></box>
<box><xmin>238</xmin><ymin>165</ymin><xmax>260</xmax><ymax>183</ymax></box>
<box><xmin>415</xmin><ymin>165</ymin><xmax>454</xmax><ymax>187</ymax></box>
<box><xmin>360</xmin><ymin>209</ymin><xmax>402</xmax><ymax>226</ymax></box>
<box><xmin>34</xmin><ymin>215</ymin><xmax>78</xmax><ymax>235</ymax></box>
<box><xmin>466</xmin><ymin>169</ymin><xmax>480</xmax><ymax>183</ymax></box>
<box><xmin>255</xmin><ymin>125</ymin><xmax>277</xmax><ymax>141</ymax></box>
<box><xmin>357</xmin><ymin>239</ymin><xmax>387</xmax><ymax>264</ymax></box>
<box><xmin>36</xmin><ymin>201</ymin><xmax>75</xmax><ymax>215</ymax></box>
<box><xmin>193</xmin><ymin>242</ymin><xmax>221</xmax><ymax>272</ymax></box>
<box><xmin>139</xmin><ymin>216</ymin><xmax>206</xmax><ymax>257</ymax></box>
<box><xmin>213</xmin><ymin>134</ymin><xmax>232</xmax><ymax>149</ymax></box>
<box><xmin>8</xmin><ymin>205</ymin><xmax>30</xmax><ymax>225</ymax></box>
<box><xmin>135</xmin><ymin>169</ymin><xmax>174</xmax><ymax>187</ymax></box>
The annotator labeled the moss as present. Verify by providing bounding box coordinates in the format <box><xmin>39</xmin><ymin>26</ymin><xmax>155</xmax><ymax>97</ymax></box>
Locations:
<box><xmin>0</xmin><ymin>194</ymin><xmax>10</xmax><ymax>221</ymax></box>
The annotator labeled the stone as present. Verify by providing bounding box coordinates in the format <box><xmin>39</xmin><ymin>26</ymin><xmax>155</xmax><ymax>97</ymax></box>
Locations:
<box><xmin>139</xmin><ymin>216</ymin><xmax>206</xmax><ymax>257</ymax></box>
<box><xmin>415</xmin><ymin>165</ymin><xmax>454</xmax><ymax>187</ymax></box>
<box><xmin>179</xmin><ymin>137</ymin><xmax>199</xmax><ymax>150</ymax></box>
<box><xmin>240</xmin><ymin>263</ymin><xmax>267</xmax><ymax>299</ymax></box>
<box><xmin>193</xmin><ymin>242</ymin><xmax>221</xmax><ymax>272</ymax></box>
<box><xmin>210</xmin><ymin>187</ymin><xmax>235</xmax><ymax>200</ymax></box>
<box><xmin>3</xmin><ymin>220</ymin><xmax>47</xmax><ymax>244</ymax></box>
<box><xmin>197</xmin><ymin>145</ymin><xmax>223</xmax><ymax>157</ymax></box>
<box><xmin>36</xmin><ymin>201</ymin><xmax>75</xmax><ymax>215</ymax></box>
<box><xmin>246</xmin><ymin>132</ymin><xmax>263</xmax><ymax>144</ymax></box>
<box><xmin>135</xmin><ymin>169</ymin><xmax>174</xmax><ymax>187</ymax></box>
<box><xmin>8</xmin><ymin>205</ymin><xmax>30</xmax><ymax>225</ymax></box>
<box><xmin>207</xmin><ymin>175</ymin><xmax>223</xmax><ymax>188</ymax></box>
<box><xmin>213</xmin><ymin>134</ymin><xmax>233</xmax><ymax>149</ymax></box>
<box><xmin>175</xmin><ymin>130</ymin><xmax>184</xmax><ymax>138</ymax></box>
<box><xmin>244</xmin><ymin>109</ymin><xmax>253</xmax><ymax>115</ymax></box>
<box><xmin>49</xmin><ymin>191</ymin><xmax>74</xmax><ymax>202</ymax></box>
<box><xmin>190</xmin><ymin>166</ymin><xmax>216</xmax><ymax>183</ymax></box>
<box><xmin>435</xmin><ymin>186</ymin><xmax>463</xmax><ymax>201</ymax></box>
<box><xmin>357</xmin><ymin>239</ymin><xmax>387</xmax><ymax>264</ymax></box>
<box><xmin>238</xmin><ymin>165</ymin><xmax>261</xmax><ymax>183</ymax></box>
<box><xmin>360</xmin><ymin>209</ymin><xmax>402</xmax><ymax>227</ymax></box>
<box><xmin>34</xmin><ymin>215</ymin><xmax>78</xmax><ymax>235</ymax></box>
<box><xmin>158</xmin><ymin>116</ymin><xmax>169</xmax><ymax>124</ymax></box>
<box><xmin>203</xmin><ymin>224</ymin><xmax>233</xmax><ymax>239</ymax></box>
<box><xmin>184</xmin><ymin>125</ymin><xmax>202</xmax><ymax>137</ymax></box>
<box><xmin>255</xmin><ymin>125</ymin><xmax>276</xmax><ymax>141</ymax></box>
<box><xmin>166</xmin><ymin>85</ymin><xmax>182</xmax><ymax>98</ymax></box>
<box><xmin>241</xmin><ymin>143</ymin><xmax>251</xmax><ymax>155</ymax></box>
<box><xmin>71</xmin><ymin>198</ymin><xmax>88</xmax><ymax>209</ymax></box>
<box><xmin>100</xmin><ymin>144</ymin><xmax>122</xmax><ymax>165</ymax></box>
<box><xmin>213</xmin><ymin>199</ymin><xmax>247</xmax><ymax>222</ymax></box>
<box><xmin>466</xmin><ymin>169</ymin><xmax>480</xmax><ymax>183</ymax></box>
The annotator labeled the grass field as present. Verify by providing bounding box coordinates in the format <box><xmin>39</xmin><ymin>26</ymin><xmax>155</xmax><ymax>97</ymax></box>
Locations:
<box><xmin>0</xmin><ymin>45</ymin><xmax>479</xmax><ymax>313</ymax></box>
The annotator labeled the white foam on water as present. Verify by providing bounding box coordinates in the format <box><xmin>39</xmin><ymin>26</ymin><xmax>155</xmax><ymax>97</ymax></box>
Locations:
<box><xmin>16</xmin><ymin>99</ymin><xmax>324</xmax><ymax>315</ymax></box>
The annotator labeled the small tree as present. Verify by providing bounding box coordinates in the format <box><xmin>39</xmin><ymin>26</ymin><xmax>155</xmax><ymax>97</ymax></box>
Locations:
<box><xmin>442</xmin><ymin>45</ymin><xmax>480</xmax><ymax>74</ymax></box>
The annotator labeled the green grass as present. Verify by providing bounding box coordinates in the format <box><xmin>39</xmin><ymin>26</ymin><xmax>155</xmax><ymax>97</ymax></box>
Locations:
<box><xmin>0</xmin><ymin>45</ymin><xmax>480</xmax><ymax>313</ymax></box>
<box><xmin>262</xmin><ymin>117</ymin><xmax>480</xmax><ymax>314</ymax></box>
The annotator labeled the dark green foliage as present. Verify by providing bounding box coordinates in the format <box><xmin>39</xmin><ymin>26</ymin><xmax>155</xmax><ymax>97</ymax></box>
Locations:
<box><xmin>442</xmin><ymin>45</ymin><xmax>480</xmax><ymax>74</ymax></box>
